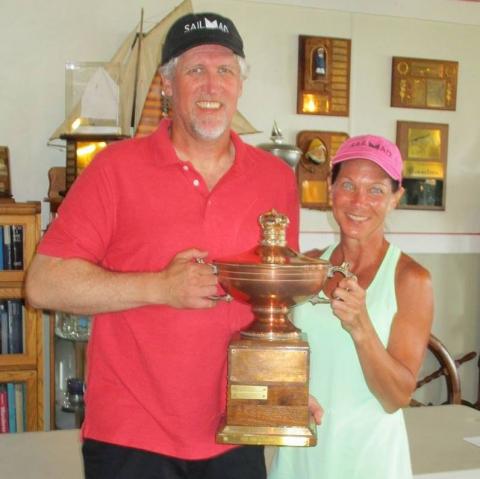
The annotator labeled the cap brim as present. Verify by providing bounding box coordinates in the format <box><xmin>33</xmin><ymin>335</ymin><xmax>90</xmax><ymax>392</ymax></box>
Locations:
<box><xmin>332</xmin><ymin>151</ymin><xmax>401</xmax><ymax>181</ymax></box>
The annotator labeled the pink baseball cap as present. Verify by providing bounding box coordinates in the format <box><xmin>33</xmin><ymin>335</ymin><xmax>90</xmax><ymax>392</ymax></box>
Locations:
<box><xmin>331</xmin><ymin>134</ymin><xmax>403</xmax><ymax>181</ymax></box>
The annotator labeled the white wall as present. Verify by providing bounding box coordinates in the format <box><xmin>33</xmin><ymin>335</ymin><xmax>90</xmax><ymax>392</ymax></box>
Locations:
<box><xmin>1</xmin><ymin>0</ymin><xmax>479</xmax><ymax>239</ymax></box>
<box><xmin>1</xmin><ymin>0</ymin><xmax>479</xmax><ymax>407</ymax></box>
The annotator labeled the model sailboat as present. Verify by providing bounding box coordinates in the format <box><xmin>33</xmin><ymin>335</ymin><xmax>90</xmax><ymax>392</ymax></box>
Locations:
<box><xmin>50</xmin><ymin>0</ymin><xmax>257</xmax><ymax>141</ymax></box>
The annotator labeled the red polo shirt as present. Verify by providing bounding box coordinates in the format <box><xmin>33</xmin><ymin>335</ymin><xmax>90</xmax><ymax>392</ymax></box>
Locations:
<box><xmin>38</xmin><ymin>119</ymin><xmax>299</xmax><ymax>459</ymax></box>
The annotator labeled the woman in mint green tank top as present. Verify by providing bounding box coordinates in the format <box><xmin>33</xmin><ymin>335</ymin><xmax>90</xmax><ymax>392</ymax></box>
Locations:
<box><xmin>269</xmin><ymin>135</ymin><xmax>433</xmax><ymax>479</ymax></box>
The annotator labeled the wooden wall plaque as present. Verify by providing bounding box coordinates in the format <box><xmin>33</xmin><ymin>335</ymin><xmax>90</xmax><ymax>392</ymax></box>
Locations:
<box><xmin>297</xmin><ymin>36</ymin><xmax>351</xmax><ymax>116</ymax></box>
<box><xmin>296</xmin><ymin>131</ymin><xmax>349</xmax><ymax>210</ymax></box>
<box><xmin>391</xmin><ymin>57</ymin><xmax>458</xmax><ymax>111</ymax></box>
<box><xmin>396</xmin><ymin>120</ymin><xmax>448</xmax><ymax>210</ymax></box>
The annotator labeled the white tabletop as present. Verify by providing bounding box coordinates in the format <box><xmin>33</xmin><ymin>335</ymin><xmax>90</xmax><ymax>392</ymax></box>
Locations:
<box><xmin>0</xmin><ymin>405</ymin><xmax>479</xmax><ymax>478</ymax></box>
<box><xmin>0</xmin><ymin>428</ymin><xmax>83</xmax><ymax>479</ymax></box>
<box><xmin>404</xmin><ymin>405</ymin><xmax>480</xmax><ymax>478</ymax></box>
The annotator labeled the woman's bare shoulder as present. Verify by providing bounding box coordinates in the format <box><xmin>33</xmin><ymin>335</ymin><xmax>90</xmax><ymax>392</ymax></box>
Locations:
<box><xmin>396</xmin><ymin>252</ymin><xmax>432</xmax><ymax>292</ymax></box>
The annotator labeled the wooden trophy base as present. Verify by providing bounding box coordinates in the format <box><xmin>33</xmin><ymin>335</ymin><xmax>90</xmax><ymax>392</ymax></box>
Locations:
<box><xmin>216</xmin><ymin>333</ymin><xmax>316</xmax><ymax>447</ymax></box>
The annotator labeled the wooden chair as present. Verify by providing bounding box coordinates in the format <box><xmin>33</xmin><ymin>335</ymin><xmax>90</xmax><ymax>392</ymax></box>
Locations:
<box><xmin>46</xmin><ymin>166</ymin><xmax>66</xmax><ymax>216</ymax></box>
<box><xmin>461</xmin><ymin>353</ymin><xmax>480</xmax><ymax>410</ymax></box>
<box><xmin>47</xmin><ymin>166</ymin><xmax>66</xmax><ymax>201</ymax></box>
<box><xmin>411</xmin><ymin>334</ymin><xmax>477</xmax><ymax>406</ymax></box>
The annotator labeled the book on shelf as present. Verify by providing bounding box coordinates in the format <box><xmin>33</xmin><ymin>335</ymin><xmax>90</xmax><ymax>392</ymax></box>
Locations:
<box><xmin>0</xmin><ymin>226</ymin><xmax>3</xmax><ymax>270</ymax></box>
<box><xmin>0</xmin><ymin>383</ymin><xmax>26</xmax><ymax>434</ymax></box>
<box><xmin>0</xmin><ymin>302</ymin><xmax>7</xmax><ymax>354</ymax></box>
<box><xmin>15</xmin><ymin>383</ymin><xmax>25</xmax><ymax>432</ymax></box>
<box><xmin>7</xmin><ymin>299</ymin><xmax>23</xmax><ymax>354</ymax></box>
<box><xmin>0</xmin><ymin>300</ymin><xmax>24</xmax><ymax>355</ymax></box>
<box><xmin>11</xmin><ymin>225</ymin><xmax>23</xmax><ymax>270</ymax></box>
<box><xmin>1</xmin><ymin>225</ymin><xmax>24</xmax><ymax>270</ymax></box>
<box><xmin>3</xmin><ymin>225</ymin><xmax>12</xmax><ymax>270</ymax></box>
<box><xmin>6</xmin><ymin>382</ymin><xmax>16</xmax><ymax>433</ymax></box>
<box><xmin>0</xmin><ymin>384</ymin><xmax>8</xmax><ymax>433</ymax></box>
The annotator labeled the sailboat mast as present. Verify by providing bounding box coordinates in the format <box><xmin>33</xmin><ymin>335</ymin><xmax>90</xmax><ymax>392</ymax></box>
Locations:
<box><xmin>130</xmin><ymin>8</ymin><xmax>144</xmax><ymax>133</ymax></box>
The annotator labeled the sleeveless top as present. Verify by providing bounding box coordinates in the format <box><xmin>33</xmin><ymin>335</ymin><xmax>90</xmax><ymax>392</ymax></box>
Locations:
<box><xmin>268</xmin><ymin>243</ymin><xmax>412</xmax><ymax>479</ymax></box>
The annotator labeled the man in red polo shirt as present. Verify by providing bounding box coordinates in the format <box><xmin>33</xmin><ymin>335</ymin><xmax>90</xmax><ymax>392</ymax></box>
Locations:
<box><xmin>26</xmin><ymin>12</ymin><xmax>300</xmax><ymax>479</ymax></box>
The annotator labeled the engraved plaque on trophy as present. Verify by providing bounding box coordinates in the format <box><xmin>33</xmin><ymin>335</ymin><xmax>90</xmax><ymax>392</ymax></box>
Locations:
<box><xmin>214</xmin><ymin>210</ymin><xmax>351</xmax><ymax>446</ymax></box>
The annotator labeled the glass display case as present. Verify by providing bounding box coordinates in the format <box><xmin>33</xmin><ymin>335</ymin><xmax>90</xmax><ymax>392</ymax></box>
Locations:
<box><xmin>53</xmin><ymin>312</ymin><xmax>91</xmax><ymax>429</ymax></box>
<box><xmin>65</xmin><ymin>61</ymin><xmax>121</xmax><ymax>135</ymax></box>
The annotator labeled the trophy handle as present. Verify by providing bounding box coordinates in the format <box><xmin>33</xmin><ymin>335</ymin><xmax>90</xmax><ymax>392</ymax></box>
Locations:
<box><xmin>195</xmin><ymin>258</ymin><xmax>233</xmax><ymax>303</ymax></box>
<box><xmin>310</xmin><ymin>261</ymin><xmax>355</xmax><ymax>305</ymax></box>
<box><xmin>327</xmin><ymin>261</ymin><xmax>354</xmax><ymax>279</ymax></box>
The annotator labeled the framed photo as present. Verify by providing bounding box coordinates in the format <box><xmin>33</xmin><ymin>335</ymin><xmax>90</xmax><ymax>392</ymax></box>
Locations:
<box><xmin>296</xmin><ymin>130</ymin><xmax>349</xmax><ymax>210</ymax></box>
<box><xmin>391</xmin><ymin>57</ymin><xmax>458</xmax><ymax>111</ymax></box>
<box><xmin>297</xmin><ymin>36</ymin><xmax>351</xmax><ymax>116</ymax></box>
<box><xmin>396</xmin><ymin>121</ymin><xmax>448</xmax><ymax>210</ymax></box>
<box><xmin>0</xmin><ymin>146</ymin><xmax>12</xmax><ymax>199</ymax></box>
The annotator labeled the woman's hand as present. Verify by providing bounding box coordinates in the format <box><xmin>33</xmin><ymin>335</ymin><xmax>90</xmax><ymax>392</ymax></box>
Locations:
<box><xmin>330</xmin><ymin>276</ymin><xmax>372</xmax><ymax>341</ymax></box>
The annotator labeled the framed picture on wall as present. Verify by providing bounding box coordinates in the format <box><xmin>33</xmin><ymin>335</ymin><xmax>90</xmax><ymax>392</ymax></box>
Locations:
<box><xmin>0</xmin><ymin>146</ymin><xmax>12</xmax><ymax>199</ymax></box>
<box><xmin>396</xmin><ymin>121</ymin><xmax>448</xmax><ymax>210</ymax></box>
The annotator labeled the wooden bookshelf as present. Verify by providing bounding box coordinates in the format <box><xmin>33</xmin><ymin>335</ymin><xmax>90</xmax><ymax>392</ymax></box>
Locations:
<box><xmin>0</xmin><ymin>201</ymin><xmax>43</xmax><ymax>432</ymax></box>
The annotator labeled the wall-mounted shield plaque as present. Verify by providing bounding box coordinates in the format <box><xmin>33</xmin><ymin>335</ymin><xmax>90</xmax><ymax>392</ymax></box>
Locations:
<box><xmin>296</xmin><ymin>131</ymin><xmax>349</xmax><ymax>210</ymax></box>
<box><xmin>391</xmin><ymin>57</ymin><xmax>458</xmax><ymax>111</ymax></box>
<box><xmin>297</xmin><ymin>36</ymin><xmax>351</xmax><ymax>116</ymax></box>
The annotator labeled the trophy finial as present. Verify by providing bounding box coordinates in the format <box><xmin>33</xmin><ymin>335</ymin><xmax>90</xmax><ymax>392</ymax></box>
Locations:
<box><xmin>259</xmin><ymin>209</ymin><xmax>289</xmax><ymax>248</ymax></box>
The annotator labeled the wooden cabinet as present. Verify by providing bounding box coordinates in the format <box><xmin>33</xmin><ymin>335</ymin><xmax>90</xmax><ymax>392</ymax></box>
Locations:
<box><xmin>0</xmin><ymin>201</ymin><xmax>43</xmax><ymax>431</ymax></box>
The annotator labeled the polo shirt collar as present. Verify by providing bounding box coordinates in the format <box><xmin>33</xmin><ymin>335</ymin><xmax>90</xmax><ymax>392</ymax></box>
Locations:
<box><xmin>150</xmin><ymin>118</ymin><xmax>250</xmax><ymax>175</ymax></box>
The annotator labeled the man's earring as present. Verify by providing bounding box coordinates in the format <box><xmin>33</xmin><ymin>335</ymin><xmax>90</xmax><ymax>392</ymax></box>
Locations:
<box><xmin>161</xmin><ymin>90</ymin><xmax>170</xmax><ymax>117</ymax></box>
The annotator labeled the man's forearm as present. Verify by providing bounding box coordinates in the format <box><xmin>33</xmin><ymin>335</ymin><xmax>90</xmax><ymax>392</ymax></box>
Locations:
<box><xmin>25</xmin><ymin>254</ymin><xmax>162</xmax><ymax>315</ymax></box>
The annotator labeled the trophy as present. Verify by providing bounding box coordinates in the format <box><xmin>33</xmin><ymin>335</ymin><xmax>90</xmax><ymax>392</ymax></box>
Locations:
<box><xmin>213</xmin><ymin>209</ymin><xmax>351</xmax><ymax>446</ymax></box>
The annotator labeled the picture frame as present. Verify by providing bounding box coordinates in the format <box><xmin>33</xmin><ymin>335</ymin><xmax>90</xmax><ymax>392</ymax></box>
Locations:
<box><xmin>297</xmin><ymin>36</ymin><xmax>351</xmax><ymax>116</ymax></box>
<box><xmin>396</xmin><ymin>121</ymin><xmax>448</xmax><ymax>210</ymax></box>
<box><xmin>296</xmin><ymin>130</ymin><xmax>349</xmax><ymax>210</ymax></box>
<box><xmin>0</xmin><ymin>146</ymin><xmax>13</xmax><ymax>199</ymax></box>
<box><xmin>391</xmin><ymin>57</ymin><xmax>458</xmax><ymax>111</ymax></box>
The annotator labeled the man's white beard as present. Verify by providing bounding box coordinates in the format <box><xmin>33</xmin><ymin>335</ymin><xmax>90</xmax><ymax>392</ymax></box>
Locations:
<box><xmin>191</xmin><ymin>115</ymin><xmax>229</xmax><ymax>141</ymax></box>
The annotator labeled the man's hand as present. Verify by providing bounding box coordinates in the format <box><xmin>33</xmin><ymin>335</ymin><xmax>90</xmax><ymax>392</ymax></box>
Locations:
<box><xmin>309</xmin><ymin>395</ymin><xmax>324</xmax><ymax>425</ymax></box>
<box><xmin>160</xmin><ymin>248</ymin><xmax>219</xmax><ymax>309</ymax></box>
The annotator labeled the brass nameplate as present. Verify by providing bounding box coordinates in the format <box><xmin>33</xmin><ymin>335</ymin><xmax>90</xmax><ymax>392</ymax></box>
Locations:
<box><xmin>231</xmin><ymin>385</ymin><xmax>268</xmax><ymax>400</ymax></box>
<box><xmin>404</xmin><ymin>160</ymin><xmax>444</xmax><ymax>179</ymax></box>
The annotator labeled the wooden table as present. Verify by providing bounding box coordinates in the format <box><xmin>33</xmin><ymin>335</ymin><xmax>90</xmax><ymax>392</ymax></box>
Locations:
<box><xmin>0</xmin><ymin>405</ymin><xmax>479</xmax><ymax>478</ymax></box>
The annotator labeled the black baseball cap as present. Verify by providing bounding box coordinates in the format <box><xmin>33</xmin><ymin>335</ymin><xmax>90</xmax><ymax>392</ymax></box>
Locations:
<box><xmin>161</xmin><ymin>12</ymin><xmax>245</xmax><ymax>65</ymax></box>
